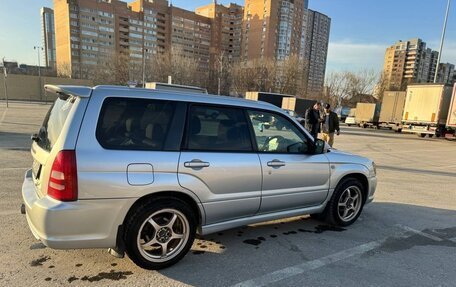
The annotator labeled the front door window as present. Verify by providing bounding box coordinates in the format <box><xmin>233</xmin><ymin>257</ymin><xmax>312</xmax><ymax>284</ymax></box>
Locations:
<box><xmin>247</xmin><ymin>110</ymin><xmax>309</xmax><ymax>154</ymax></box>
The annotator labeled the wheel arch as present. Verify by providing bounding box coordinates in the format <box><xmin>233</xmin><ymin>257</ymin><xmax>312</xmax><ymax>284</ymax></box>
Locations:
<box><xmin>122</xmin><ymin>191</ymin><xmax>205</xmax><ymax>228</ymax></box>
<box><xmin>336</xmin><ymin>173</ymin><xmax>369</xmax><ymax>203</ymax></box>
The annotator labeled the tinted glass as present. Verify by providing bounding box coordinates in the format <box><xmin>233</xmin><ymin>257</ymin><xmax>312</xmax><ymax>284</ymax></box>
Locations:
<box><xmin>248</xmin><ymin>110</ymin><xmax>309</xmax><ymax>153</ymax></box>
<box><xmin>187</xmin><ymin>105</ymin><xmax>252</xmax><ymax>152</ymax></box>
<box><xmin>37</xmin><ymin>96</ymin><xmax>75</xmax><ymax>152</ymax></box>
<box><xmin>96</xmin><ymin>97</ymin><xmax>176</xmax><ymax>150</ymax></box>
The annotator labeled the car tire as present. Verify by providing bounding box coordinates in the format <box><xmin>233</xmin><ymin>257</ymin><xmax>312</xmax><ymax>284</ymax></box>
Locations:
<box><xmin>324</xmin><ymin>178</ymin><xmax>365</xmax><ymax>227</ymax></box>
<box><xmin>124</xmin><ymin>197</ymin><xmax>197</xmax><ymax>270</ymax></box>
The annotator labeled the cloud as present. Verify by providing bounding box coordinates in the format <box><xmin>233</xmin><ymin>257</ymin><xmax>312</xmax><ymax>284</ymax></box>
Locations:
<box><xmin>326</xmin><ymin>41</ymin><xmax>389</xmax><ymax>73</ymax></box>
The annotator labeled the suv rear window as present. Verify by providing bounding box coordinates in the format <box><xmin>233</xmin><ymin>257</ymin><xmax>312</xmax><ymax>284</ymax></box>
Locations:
<box><xmin>37</xmin><ymin>96</ymin><xmax>75</xmax><ymax>152</ymax></box>
<box><xmin>96</xmin><ymin>97</ymin><xmax>176</xmax><ymax>150</ymax></box>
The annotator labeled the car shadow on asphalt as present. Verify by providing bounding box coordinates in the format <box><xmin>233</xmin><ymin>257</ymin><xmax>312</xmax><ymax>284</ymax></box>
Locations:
<box><xmin>159</xmin><ymin>202</ymin><xmax>456</xmax><ymax>287</ymax></box>
<box><xmin>0</xmin><ymin>131</ymin><xmax>32</xmax><ymax>150</ymax></box>
<box><xmin>377</xmin><ymin>165</ymin><xmax>456</xmax><ymax>178</ymax></box>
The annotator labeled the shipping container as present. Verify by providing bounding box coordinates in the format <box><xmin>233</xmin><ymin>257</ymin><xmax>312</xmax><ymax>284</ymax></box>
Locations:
<box><xmin>355</xmin><ymin>103</ymin><xmax>381</xmax><ymax>128</ymax></box>
<box><xmin>281</xmin><ymin>97</ymin><xmax>315</xmax><ymax>116</ymax></box>
<box><xmin>402</xmin><ymin>84</ymin><xmax>453</xmax><ymax>137</ymax></box>
<box><xmin>145</xmin><ymin>82</ymin><xmax>208</xmax><ymax>94</ymax></box>
<box><xmin>379</xmin><ymin>91</ymin><xmax>407</xmax><ymax>131</ymax></box>
<box><xmin>245</xmin><ymin>91</ymin><xmax>294</xmax><ymax>108</ymax></box>
<box><xmin>445</xmin><ymin>84</ymin><xmax>456</xmax><ymax>139</ymax></box>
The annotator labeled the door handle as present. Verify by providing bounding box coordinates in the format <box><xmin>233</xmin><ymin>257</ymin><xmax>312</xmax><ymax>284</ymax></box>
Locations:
<box><xmin>184</xmin><ymin>159</ymin><xmax>210</xmax><ymax>168</ymax></box>
<box><xmin>267</xmin><ymin>160</ymin><xmax>286</xmax><ymax>167</ymax></box>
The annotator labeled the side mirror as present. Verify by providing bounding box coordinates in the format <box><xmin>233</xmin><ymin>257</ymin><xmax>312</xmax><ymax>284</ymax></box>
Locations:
<box><xmin>314</xmin><ymin>139</ymin><xmax>326</xmax><ymax>154</ymax></box>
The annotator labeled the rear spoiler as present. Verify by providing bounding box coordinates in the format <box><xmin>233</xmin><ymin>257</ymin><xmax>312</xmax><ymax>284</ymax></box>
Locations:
<box><xmin>44</xmin><ymin>85</ymin><xmax>93</xmax><ymax>100</ymax></box>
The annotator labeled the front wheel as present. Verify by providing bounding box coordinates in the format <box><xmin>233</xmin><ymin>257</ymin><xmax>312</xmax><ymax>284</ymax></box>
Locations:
<box><xmin>124</xmin><ymin>198</ymin><xmax>196</xmax><ymax>270</ymax></box>
<box><xmin>324</xmin><ymin>178</ymin><xmax>365</xmax><ymax>226</ymax></box>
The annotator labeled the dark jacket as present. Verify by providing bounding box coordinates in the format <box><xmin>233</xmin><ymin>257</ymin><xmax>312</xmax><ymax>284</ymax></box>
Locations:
<box><xmin>304</xmin><ymin>108</ymin><xmax>321</xmax><ymax>135</ymax></box>
<box><xmin>322</xmin><ymin>111</ymin><xmax>340</xmax><ymax>134</ymax></box>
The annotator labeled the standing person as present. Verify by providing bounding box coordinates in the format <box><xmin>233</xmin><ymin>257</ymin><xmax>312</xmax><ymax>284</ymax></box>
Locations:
<box><xmin>304</xmin><ymin>102</ymin><xmax>322</xmax><ymax>139</ymax></box>
<box><xmin>321</xmin><ymin>103</ymin><xmax>340</xmax><ymax>147</ymax></box>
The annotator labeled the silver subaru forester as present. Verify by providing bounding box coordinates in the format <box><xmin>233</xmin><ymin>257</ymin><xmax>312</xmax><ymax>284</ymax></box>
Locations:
<box><xmin>22</xmin><ymin>85</ymin><xmax>377</xmax><ymax>269</ymax></box>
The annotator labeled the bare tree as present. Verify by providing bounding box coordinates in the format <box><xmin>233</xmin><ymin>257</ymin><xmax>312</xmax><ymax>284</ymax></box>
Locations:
<box><xmin>57</xmin><ymin>62</ymin><xmax>72</xmax><ymax>78</ymax></box>
<box><xmin>325</xmin><ymin>69</ymin><xmax>380</xmax><ymax>107</ymax></box>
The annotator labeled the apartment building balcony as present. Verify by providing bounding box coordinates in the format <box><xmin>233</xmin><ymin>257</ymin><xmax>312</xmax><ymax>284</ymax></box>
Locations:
<box><xmin>120</xmin><ymin>40</ymin><xmax>130</xmax><ymax>47</ymax></box>
<box><xmin>119</xmin><ymin>26</ymin><xmax>129</xmax><ymax>33</ymax></box>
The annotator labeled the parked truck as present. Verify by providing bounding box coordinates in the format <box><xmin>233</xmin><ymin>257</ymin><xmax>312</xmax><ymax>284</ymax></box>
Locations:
<box><xmin>245</xmin><ymin>91</ymin><xmax>294</xmax><ymax>108</ymax></box>
<box><xmin>402</xmin><ymin>84</ymin><xmax>453</xmax><ymax>138</ymax></box>
<box><xmin>355</xmin><ymin>103</ymin><xmax>381</xmax><ymax>128</ymax></box>
<box><xmin>445</xmin><ymin>84</ymin><xmax>456</xmax><ymax>140</ymax></box>
<box><xmin>282</xmin><ymin>97</ymin><xmax>314</xmax><ymax>115</ymax></box>
<box><xmin>379</xmin><ymin>91</ymin><xmax>407</xmax><ymax>132</ymax></box>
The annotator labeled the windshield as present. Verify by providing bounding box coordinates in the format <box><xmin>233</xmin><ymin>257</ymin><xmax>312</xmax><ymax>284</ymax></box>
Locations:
<box><xmin>37</xmin><ymin>97</ymin><xmax>75</xmax><ymax>152</ymax></box>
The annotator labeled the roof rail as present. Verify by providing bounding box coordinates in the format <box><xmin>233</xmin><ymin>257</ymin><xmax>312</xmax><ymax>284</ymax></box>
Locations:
<box><xmin>44</xmin><ymin>85</ymin><xmax>93</xmax><ymax>98</ymax></box>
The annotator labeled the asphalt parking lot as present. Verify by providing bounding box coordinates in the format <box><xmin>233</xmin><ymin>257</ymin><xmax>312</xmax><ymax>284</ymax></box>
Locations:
<box><xmin>0</xmin><ymin>102</ymin><xmax>455</xmax><ymax>287</ymax></box>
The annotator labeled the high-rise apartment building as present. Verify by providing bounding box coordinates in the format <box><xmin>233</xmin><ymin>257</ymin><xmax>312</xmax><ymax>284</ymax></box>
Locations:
<box><xmin>302</xmin><ymin>9</ymin><xmax>331</xmax><ymax>97</ymax></box>
<box><xmin>170</xmin><ymin>6</ymin><xmax>212</xmax><ymax>69</ymax></box>
<box><xmin>438</xmin><ymin>63</ymin><xmax>455</xmax><ymax>84</ymax></box>
<box><xmin>41</xmin><ymin>7</ymin><xmax>56</xmax><ymax>68</ymax></box>
<box><xmin>242</xmin><ymin>0</ymin><xmax>308</xmax><ymax>61</ymax></box>
<box><xmin>54</xmin><ymin>0</ymin><xmax>209</xmax><ymax>78</ymax></box>
<box><xmin>383</xmin><ymin>38</ymin><xmax>439</xmax><ymax>90</ymax></box>
<box><xmin>241</xmin><ymin>0</ymin><xmax>329</xmax><ymax>97</ymax></box>
<box><xmin>53</xmin><ymin>0</ymin><xmax>330</xmax><ymax>95</ymax></box>
<box><xmin>195</xmin><ymin>2</ymin><xmax>244</xmax><ymax>62</ymax></box>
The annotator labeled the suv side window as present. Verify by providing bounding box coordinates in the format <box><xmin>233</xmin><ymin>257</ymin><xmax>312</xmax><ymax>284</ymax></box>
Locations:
<box><xmin>248</xmin><ymin>110</ymin><xmax>309</xmax><ymax>153</ymax></box>
<box><xmin>186</xmin><ymin>105</ymin><xmax>253</xmax><ymax>152</ymax></box>
<box><xmin>96</xmin><ymin>97</ymin><xmax>176</xmax><ymax>150</ymax></box>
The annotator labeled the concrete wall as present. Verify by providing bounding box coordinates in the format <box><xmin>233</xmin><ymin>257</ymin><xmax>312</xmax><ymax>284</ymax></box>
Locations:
<box><xmin>0</xmin><ymin>74</ymin><xmax>92</xmax><ymax>102</ymax></box>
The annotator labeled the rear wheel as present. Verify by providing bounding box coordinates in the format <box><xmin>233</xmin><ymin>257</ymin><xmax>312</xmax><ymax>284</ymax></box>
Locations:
<box><xmin>323</xmin><ymin>178</ymin><xmax>365</xmax><ymax>226</ymax></box>
<box><xmin>124</xmin><ymin>198</ymin><xmax>196</xmax><ymax>270</ymax></box>
<box><xmin>428</xmin><ymin>134</ymin><xmax>434</xmax><ymax>138</ymax></box>
<box><xmin>419</xmin><ymin>133</ymin><xmax>426</xmax><ymax>138</ymax></box>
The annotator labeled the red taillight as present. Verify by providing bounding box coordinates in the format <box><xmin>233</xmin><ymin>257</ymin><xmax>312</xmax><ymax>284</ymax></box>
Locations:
<box><xmin>48</xmin><ymin>150</ymin><xmax>78</xmax><ymax>201</ymax></box>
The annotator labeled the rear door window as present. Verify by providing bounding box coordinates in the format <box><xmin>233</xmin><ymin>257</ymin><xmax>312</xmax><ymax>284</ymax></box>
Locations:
<box><xmin>186</xmin><ymin>105</ymin><xmax>253</xmax><ymax>152</ymax></box>
<box><xmin>37</xmin><ymin>96</ymin><xmax>75</xmax><ymax>152</ymax></box>
<box><xmin>96</xmin><ymin>97</ymin><xmax>176</xmax><ymax>150</ymax></box>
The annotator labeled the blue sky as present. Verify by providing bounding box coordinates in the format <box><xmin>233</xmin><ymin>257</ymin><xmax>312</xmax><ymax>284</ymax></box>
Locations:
<box><xmin>0</xmin><ymin>0</ymin><xmax>455</xmax><ymax>73</ymax></box>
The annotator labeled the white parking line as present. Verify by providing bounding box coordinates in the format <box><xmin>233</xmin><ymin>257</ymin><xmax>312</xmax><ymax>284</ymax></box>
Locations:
<box><xmin>232</xmin><ymin>239</ymin><xmax>385</xmax><ymax>287</ymax></box>
<box><xmin>0</xmin><ymin>109</ymin><xmax>7</xmax><ymax>125</ymax></box>
<box><xmin>0</xmin><ymin>167</ymin><xmax>29</xmax><ymax>171</ymax></box>
<box><xmin>232</xmin><ymin>225</ymin><xmax>446</xmax><ymax>287</ymax></box>
<box><xmin>0</xmin><ymin>210</ymin><xmax>20</xmax><ymax>216</ymax></box>
<box><xmin>396</xmin><ymin>224</ymin><xmax>443</xmax><ymax>242</ymax></box>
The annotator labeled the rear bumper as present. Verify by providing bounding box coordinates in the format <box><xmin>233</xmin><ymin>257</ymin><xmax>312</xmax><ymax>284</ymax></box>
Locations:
<box><xmin>366</xmin><ymin>176</ymin><xmax>377</xmax><ymax>204</ymax></box>
<box><xmin>22</xmin><ymin>169</ymin><xmax>135</xmax><ymax>249</ymax></box>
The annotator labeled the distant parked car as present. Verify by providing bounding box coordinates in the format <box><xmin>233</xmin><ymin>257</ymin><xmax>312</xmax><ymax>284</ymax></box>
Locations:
<box><xmin>335</xmin><ymin>106</ymin><xmax>351</xmax><ymax>122</ymax></box>
<box><xmin>22</xmin><ymin>85</ymin><xmax>377</xmax><ymax>270</ymax></box>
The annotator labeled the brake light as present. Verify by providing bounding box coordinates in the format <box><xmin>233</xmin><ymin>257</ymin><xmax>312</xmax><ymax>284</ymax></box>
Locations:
<box><xmin>48</xmin><ymin>150</ymin><xmax>78</xmax><ymax>201</ymax></box>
